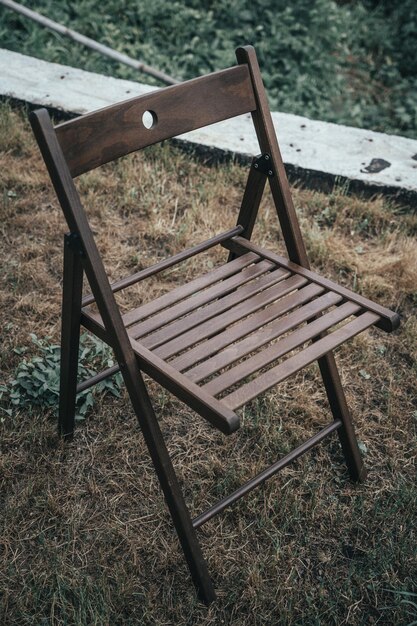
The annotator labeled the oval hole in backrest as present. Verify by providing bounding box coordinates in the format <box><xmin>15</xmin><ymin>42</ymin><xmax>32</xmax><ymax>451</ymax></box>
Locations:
<box><xmin>142</xmin><ymin>110</ymin><xmax>158</xmax><ymax>130</ymax></box>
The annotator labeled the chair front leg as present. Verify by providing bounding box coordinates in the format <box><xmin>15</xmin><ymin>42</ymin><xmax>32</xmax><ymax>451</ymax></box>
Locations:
<box><xmin>122</xmin><ymin>364</ymin><xmax>216</xmax><ymax>604</ymax></box>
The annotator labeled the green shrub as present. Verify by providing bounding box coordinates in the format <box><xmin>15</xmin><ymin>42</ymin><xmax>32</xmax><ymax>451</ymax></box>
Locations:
<box><xmin>3</xmin><ymin>333</ymin><xmax>122</xmax><ymax>419</ymax></box>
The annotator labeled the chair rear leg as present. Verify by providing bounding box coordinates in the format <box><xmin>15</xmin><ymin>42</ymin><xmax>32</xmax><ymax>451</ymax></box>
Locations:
<box><xmin>123</xmin><ymin>366</ymin><xmax>216</xmax><ymax>604</ymax></box>
<box><xmin>318</xmin><ymin>351</ymin><xmax>367</xmax><ymax>482</ymax></box>
<box><xmin>58</xmin><ymin>234</ymin><xmax>83</xmax><ymax>439</ymax></box>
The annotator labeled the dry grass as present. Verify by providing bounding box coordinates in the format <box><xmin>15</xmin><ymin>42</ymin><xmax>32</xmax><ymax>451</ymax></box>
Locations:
<box><xmin>0</xmin><ymin>102</ymin><xmax>416</xmax><ymax>625</ymax></box>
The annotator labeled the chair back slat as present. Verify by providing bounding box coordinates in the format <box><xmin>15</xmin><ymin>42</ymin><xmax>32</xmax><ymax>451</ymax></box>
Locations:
<box><xmin>55</xmin><ymin>65</ymin><xmax>256</xmax><ymax>177</ymax></box>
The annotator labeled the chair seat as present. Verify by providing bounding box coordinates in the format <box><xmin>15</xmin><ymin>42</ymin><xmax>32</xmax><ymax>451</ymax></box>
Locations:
<box><xmin>81</xmin><ymin>236</ymin><xmax>390</xmax><ymax>434</ymax></box>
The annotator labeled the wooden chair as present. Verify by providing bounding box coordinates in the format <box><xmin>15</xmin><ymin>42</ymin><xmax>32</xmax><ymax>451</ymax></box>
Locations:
<box><xmin>30</xmin><ymin>45</ymin><xmax>399</xmax><ymax>604</ymax></box>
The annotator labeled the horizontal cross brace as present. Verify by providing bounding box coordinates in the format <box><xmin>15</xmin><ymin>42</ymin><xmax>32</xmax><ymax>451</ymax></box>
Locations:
<box><xmin>76</xmin><ymin>363</ymin><xmax>120</xmax><ymax>393</ymax></box>
<box><xmin>82</xmin><ymin>224</ymin><xmax>244</xmax><ymax>306</ymax></box>
<box><xmin>192</xmin><ymin>419</ymin><xmax>342</xmax><ymax>529</ymax></box>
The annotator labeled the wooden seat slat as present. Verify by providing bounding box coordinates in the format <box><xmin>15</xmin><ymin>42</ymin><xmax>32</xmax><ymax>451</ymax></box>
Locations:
<box><xmin>172</xmin><ymin>282</ymin><xmax>325</xmax><ymax>374</ymax></box>
<box><xmin>153</xmin><ymin>274</ymin><xmax>306</xmax><ymax>359</ymax></box>
<box><xmin>220</xmin><ymin>310</ymin><xmax>379</xmax><ymax>408</ymax></box>
<box><xmin>82</xmin><ymin>226</ymin><xmax>244</xmax><ymax>306</ymax></box>
<box><xmin>122</xmin><ymin>251</ymin><xmax>259</xmax><ymax>327</ymax></box>
<box><xmin>203</xmin><ymin>300</ymin><xmax>361</xmax><ymax>396</ymax></box>
<box><xmin>128</xmin><ymin>259</ymin><xmax>277</xmax><ymax>339</ymax></box>
<box><xmin>141</xmin><ymin>265</ymin><xmax>290</xmax><ymax>349</ymax></box>
<box><xmin>225</xmin><ymin>237</ymin><xmax>400</xmax><ymax>332</ymax></box>
<box><xmin>181</xmin><ymin>288</ymin><xmax>339</xmax><ymax>381</ymax></box>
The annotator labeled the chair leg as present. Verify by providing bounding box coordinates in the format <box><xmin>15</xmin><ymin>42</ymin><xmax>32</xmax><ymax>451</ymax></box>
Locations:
<box><xmin>318</xmin><ymin>352</ymin><xmax>367</xmax><ymax>482</ymax></box>
<box><xmin>123</xmin><ymin>368</ymin><xmax>216</xmax><ymax>604</ymax></box>
<box><xmin>58</xmin><ymin>234</ymin><xmax>83</xmax><ymax>439</ymax></box>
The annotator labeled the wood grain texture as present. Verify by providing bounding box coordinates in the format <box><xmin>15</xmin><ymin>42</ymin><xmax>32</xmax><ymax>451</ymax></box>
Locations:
<box><xmin>203</xmin><ymin>300</ymin><xmax>360</xmax><ymax>396</ymax></box>
<box><xmin>225</xmin><ymin>236</ymin><xmax>400</xmax><ymax>332</ymax></box>
<box><xmin>153</xmin><ymin>273</ymin><xmax>305</xmax><ymax>359</ymax></box>
<box><xmin>56</xmin><ymin>65</ymin><xmax>256</xmax><ymax>177</ymax></box>
<box><xmin>128</xmin><ymin>259</ymin><xmax>276</xmax><ymax>340</ymax></box>
<box><xmin>223</xmin><ymin>311</ymin><xmax>379</xmax><ymax>409</ymax></box>
<box><xmin>82</xmin><ymin>225</ymin><xmax>244</xmax><ymax>307</ymax></box>
<box><xmin>180</xmin><ymin>288</ymin><xmax>337</xmax><ymax>380</ymax></box>
<box><xmin>81</xmin><ymin>252</ymin><xmax>260</xmax><ymax>330</ymax></box>
<box><xmin>122</xmin><ymin>252</ymin><xmax>259</xmax><ymax>327</ymax></box>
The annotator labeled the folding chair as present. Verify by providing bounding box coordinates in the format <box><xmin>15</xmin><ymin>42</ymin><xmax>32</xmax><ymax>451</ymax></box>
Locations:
<box><xmin>30</xmin><ymin>45</ymin><xmax>399</xmax><ymax>604</ymax></box>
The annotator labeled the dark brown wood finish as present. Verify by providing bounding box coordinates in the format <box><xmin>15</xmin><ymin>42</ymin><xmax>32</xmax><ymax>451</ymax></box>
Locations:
<box><xmin>152</xmin><ymin>273</ymin><xmax>305</xmax><ymax>359</ymax></box>
<box><xmin>30</xmin><ymin>108</ymin><xmax>217</xmax><ymax>604</ymax></box>
<box><xmin>78</xmin><ymin>309</ymin><xmax>240</xmax><ymax>435</ymax></box>
<box><xmin>192</xmin><ymin>419</ymin><xmax>342</xmax><ymax>529</ymax></box>
<box><xmin>225</xmin><ymin>236</ymin><xmax>400</xmax><ymax>331</ymax></box>
<box><xmin>235</xmin><ymin>46</ymin><xmax>309</xmax><ymax>267</ymax></box>
<box><xmin>56</xmin><ymin>65</ymin><xmax>256</xmax><ymax>177</ymax></box>
<box><xmin>171</xmin><ymin>283</ymin><xmax>329</xmax><ymax>374</ymax></box>
<box><xmin>76</xmin><ymin>363</ymin><xmax>120</xmax><ymax>393</ymax></box>
<box><xmin>121</xmin><ymin>251</ymin><xmax>259</xmax><ymax>326</ymax></box>
<box><xmin>128</xmin><ymin>259</ymin><xmax>278</xmax><ymax>340</ymax></box>
<box><xmin>228</xmin><ymin>161</ymin><xmax>267</xmax><ymax>262</ymax></box>
<box><xmin>222</xmin><ymin>311</ymin><xmax>379</xmax><ymax>408</ymax></box>
<box><xmin>185</xmin><ymin>290</ymin><xmax>343</xmax><ymax>384</ymax></box>
<box><xmin>82</xmin><ymin>251</ymin><xmax>260</xmax><ymax>330</ymax></box>
<box><xmin>30</xmin><ymin>45</ymin><xmax>399</xmax><ymax>604</ymax></box>
<box><xmin>82</xmin><ymin>225</ymin><xmax>244</xmax><ymax>307</ymax></box>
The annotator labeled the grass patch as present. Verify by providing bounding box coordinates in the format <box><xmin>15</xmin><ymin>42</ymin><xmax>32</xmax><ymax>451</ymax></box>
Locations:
<box><xmin>0</xmin><ymin>104</ymin><xmax>416</xmax><ymax>625</ymax></box>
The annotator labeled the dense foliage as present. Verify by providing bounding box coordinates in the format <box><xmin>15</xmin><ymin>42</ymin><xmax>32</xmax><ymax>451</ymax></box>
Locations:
<box><xmin>1</xmin><ymin>1</ymin><xmax>416</xmax><ymax>135</ymax></box>
<box><xmin>3</xmin><ymin>333</ymin><xmax>122</xmax><ymax>419</ymax></box>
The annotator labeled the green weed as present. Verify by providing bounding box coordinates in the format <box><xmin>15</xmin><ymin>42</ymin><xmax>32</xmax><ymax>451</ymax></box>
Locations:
<box><xmin>3</xmin><ymin>333</ymin><xmax>122</xmax><ymax>420</ymax></box>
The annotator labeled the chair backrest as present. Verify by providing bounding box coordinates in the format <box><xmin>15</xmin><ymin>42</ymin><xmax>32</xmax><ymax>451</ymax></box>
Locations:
<box><xmin>30</xmin><ymin>45</ymin><xmax>309</xmax><ymax>265</ymax></box>
<box><xmin>56</xmin><ymin>65</ymin><xmax>256</xmax><ymax>177</ymax></box>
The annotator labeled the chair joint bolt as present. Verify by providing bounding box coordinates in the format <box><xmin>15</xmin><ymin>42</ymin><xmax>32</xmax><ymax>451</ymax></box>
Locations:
<box><xmin>252</xmin><ymin>153</ymin><xmax>275</xmax><ymax>177</ymax></box>
<box><xmin>65</xmin><ymin>232</ymin><xmax>85</xmax><ymax>256</ymax></box>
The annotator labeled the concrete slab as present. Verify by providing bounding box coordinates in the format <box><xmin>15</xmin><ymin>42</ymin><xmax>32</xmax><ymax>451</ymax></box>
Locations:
<box><xmin>1</xmin><ymin>48</ymin><xmax>416</xmax><ymax>206</ymax></box>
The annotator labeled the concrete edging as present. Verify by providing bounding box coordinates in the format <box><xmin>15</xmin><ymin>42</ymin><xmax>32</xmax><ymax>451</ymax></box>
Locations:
<box><xmin>1</xmin><ymin>48</ymin><xmax>416</xmax><ymax>208</ymax></box>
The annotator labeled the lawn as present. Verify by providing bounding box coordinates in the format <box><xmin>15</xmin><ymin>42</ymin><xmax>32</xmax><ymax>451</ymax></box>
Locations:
<box><xmin>0</xmin><ymin>102</ymin><xmax>416</xmax><ymax>625</ymax></box>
